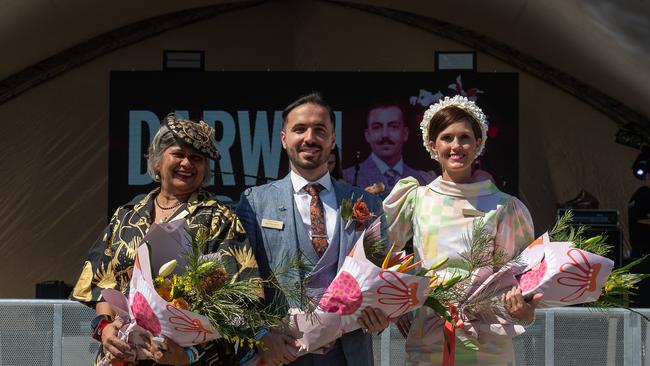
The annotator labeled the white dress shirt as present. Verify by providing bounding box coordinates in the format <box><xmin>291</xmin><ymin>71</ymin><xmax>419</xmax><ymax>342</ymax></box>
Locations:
<box><xmin>290</xmin><ymin>170</ymin><xmax>338</xmax><ymax>244</ymax></box>
<box><xmin>371</xmin><ymin>153</ymin><xmax>404</xmax><ymax>175</ymax></box>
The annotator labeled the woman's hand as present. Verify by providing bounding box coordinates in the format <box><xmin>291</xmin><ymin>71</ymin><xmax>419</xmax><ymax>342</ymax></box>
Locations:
<box><xmin>139</xmin><ymin>335</ymin><xmax>189</xmax><ymax>365</ymax></box>
<box><xmin>501</xmin><ymin>286</ymin><xmax>543</xmax><ymax>323</ymax></box>
<box><xmin>101</xmin><ymin>318</ymin><xmax>134</xmax><ymax>364</ymax></box>
<box><xmin>357</xmin><ymin>307</ymin><xmax>390</xmax><ymax>333</ymax></box>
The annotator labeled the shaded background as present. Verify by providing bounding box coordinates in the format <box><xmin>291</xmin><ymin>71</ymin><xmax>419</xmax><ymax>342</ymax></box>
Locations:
<box><xmin>109</xmin><ymin>71</ymin><xmax>517</xmax><ymax>214</ymax></box>
<box><xmin>0</xmin><ymin>0</ymin><xmax>648</xmax><ymax>298</ymax></box>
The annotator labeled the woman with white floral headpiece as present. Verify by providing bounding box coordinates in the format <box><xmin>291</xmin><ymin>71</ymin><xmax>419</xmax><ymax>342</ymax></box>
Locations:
<box><xmin>383</xmin><ymin>95</ymin><xmax>542</xmax><ymax>365</ymax></box>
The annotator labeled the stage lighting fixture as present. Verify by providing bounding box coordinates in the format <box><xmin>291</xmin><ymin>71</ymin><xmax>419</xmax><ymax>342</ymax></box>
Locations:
<box><xmin>615</xmin><ymin>127</ymin><xmax>648</xmax><ymax>150</ymax></box>
<box><xmin>632</xmin><ymin>146</ymin><xmax>649</xmax><ymax>179</ymax></box>
<box><xmin>435</xmin><ymin>51</ymin><xmax>476</xmax><ymax>71</ymax></box>
<box><xmin>163</xmin><ymin>50</ymin><xmax>204</xmax><ymax>70</ymax></box>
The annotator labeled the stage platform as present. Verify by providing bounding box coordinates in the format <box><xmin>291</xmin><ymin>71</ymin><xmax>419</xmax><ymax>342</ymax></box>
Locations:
<box><xmin>0</xmin><ymin>300</ymin><xmax>646</xmax><ymax>365</ymax></box>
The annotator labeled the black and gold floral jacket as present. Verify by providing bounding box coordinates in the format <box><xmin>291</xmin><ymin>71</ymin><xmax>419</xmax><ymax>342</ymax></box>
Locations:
<box><xmin>72</xmin><ymin>187</ymin><xmax>257</xmax><ymax>366</ymax></box>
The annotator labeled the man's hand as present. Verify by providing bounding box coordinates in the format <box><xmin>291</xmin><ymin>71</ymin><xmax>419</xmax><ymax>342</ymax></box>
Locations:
<box><xmin>139</xmin><ymin>335</ymin><xmax>189</xmax><ymax>365</ymax></box>
<box><xmin>501</xmin><ymin>286</ymin><xmax>543</xmax><ymax>323</ymax></box>
<box><xmin>100</xmin><ymin>318</ymin><xmax>134</xmax><ymax>364</ymax></box>
<box><xmin>257</xmin><ymin>331</ymin><xmax>299</xmax><ymax>366</ymax></box>
<box><xmin>394</xmin><ymin>311</ymin><xmax>413</xmax><ymax>338</ymax></box>
<box><xmin>357</xmin><ymin>307</ymin><xmax>390</xmax><ymax>333</ymax></box>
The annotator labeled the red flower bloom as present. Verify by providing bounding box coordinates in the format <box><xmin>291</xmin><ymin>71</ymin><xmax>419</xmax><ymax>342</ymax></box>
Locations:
<box><xmin>352</xmin><ymin>197</ymin><xmax>372</xmax><ymax>223</ymax></box>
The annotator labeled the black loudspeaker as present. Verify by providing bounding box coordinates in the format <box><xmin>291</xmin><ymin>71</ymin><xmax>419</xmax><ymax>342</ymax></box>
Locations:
<box><xmin>35</xmin><ymin>280</ymin><xmax>72</xmax><ymax>299</ymax></box>
<box><xmin>557</xmin><ymin>209</ymin><xmax>650</xmax><ymax>307</ymax></box>
<box><xmin>624</xmin><ymin>258</ymin><xmax>650</xmax><ymax>308</ymax></box>
<box><xmin>583</xmin><ymin>227</ymin><xmax>623</xmax><ymax>269</ymax></box>
<box><xmin>557</xmin><ymin>209</ymin><xmax>622</xmax><ymax>268</ymax></box>
<box><xmin>620</xmin><ymin>257</ymin><xmax>650</xmax><ymax>308</ymax></box>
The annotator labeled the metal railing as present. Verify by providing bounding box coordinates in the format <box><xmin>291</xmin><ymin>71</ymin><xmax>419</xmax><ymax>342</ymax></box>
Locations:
<box><xmin>0</xmin><ymin>300</ymin><xmax>647</xmax><ymax>366</ymax></box>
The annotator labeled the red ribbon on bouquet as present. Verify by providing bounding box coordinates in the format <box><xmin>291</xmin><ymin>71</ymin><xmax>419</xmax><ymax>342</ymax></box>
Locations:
<box><xmin>442</xmin><ymin>305</ymin><xmax>464</xmax><ymax>366</ymax></box>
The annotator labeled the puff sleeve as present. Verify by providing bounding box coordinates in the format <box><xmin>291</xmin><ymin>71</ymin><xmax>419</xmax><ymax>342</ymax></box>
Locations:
<box><xmin>383</xmin><ymin>177</ymin><xmax>420</xmax><ymax>250</ymax></box>
<box><xmin>495</xmin><ymin>197</ymin><xmax>535</xmax><ymax>260</ymax></box>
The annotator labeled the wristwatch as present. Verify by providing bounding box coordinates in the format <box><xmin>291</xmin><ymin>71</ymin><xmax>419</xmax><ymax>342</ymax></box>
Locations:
<box><xmin>91</xmin><ymin>314</ymin><xmax>112</xmax><ymax>342</ymax></box>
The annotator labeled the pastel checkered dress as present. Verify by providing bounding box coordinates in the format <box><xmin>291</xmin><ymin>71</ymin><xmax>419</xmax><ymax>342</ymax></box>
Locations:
<box><xmin>384</xmin><ymin>176</ymin><xmax>534</xmax><ymax>366</ymax></box>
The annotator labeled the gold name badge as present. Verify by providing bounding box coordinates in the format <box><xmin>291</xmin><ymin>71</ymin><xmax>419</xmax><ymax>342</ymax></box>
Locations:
<box><xmin>261</xmin><ymin>218</ymin><xmax>284</xmax><ymax>230</ymax></box>
<box><xmin>462</xmin><ymin>208</ymin><xmax>486</xmax><ymax>217</ymax></box>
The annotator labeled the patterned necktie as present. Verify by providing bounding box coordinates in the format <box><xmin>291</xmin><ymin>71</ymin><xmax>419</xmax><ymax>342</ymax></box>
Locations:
<box><xmin>304</xmin><ymin>183</ymin><xmax>328</xmax><ymax>257</ymax></box>
<box><xmin>384</xmin><ymin>168</ymin><xmax>400</xmax><ymax>192</ymax></box>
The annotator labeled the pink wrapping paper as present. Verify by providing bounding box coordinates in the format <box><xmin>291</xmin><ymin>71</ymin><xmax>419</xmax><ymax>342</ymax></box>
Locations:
<box><xmin>516</xmin><ymin>232</ymin><xmax>615</xmax><ymax>307</ymax></box>
<box><xmin>404</xmin><ymin>264</ymin><xmax>527</xmax><ymax>357</ymax></box>
<box><xmin>246</xmin><ymin>230</ymin><xmax>616</xmax><ymax>364</ymax></box>
<box><xmin>99</xmin><ymin>244</ymin><xmax>221</xmax><ymax>363</ymax></box>
<box><xmin>276</xmin><ymin>228</ymin><xmax>431</xmax><ymax>359</ymax></box>
<box><xmin>407</xmin><ymin>232</ymin><xmax>616</xmax><ymax>357</ymax></box>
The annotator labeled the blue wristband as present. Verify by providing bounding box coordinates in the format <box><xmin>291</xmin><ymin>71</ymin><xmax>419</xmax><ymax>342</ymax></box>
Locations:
<box><xmin>184</xmin><ymin>345</ymin><xmax>204</xmax><ymax>364</ymax></box>
<box><xmin>184</xmin><ymin>347</ymin><xmax>196</xmax><ymax>364</ymax></box>
<box><xmin>255</xmin><ymin>327</ymin><xmax>272</xmax><ymax>341</ymax></box>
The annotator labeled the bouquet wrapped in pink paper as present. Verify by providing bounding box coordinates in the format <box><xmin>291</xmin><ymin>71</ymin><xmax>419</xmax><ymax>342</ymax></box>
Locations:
<box><xmin>99</xmin><ymin>244</ymin><xmax>222</xmax><ymax>365</ymax></box>
<box><xmin>406</xmin><ymin>212</ymin><xmax>648</xmax><ymax>366</ymax></box>
<box><xmin>290</xmin><ymin>231</ymin><xmax>430</xmax><ymax>352</ymax></box>
<box><xmin>515</xmin><ymin>232</ymin><xmax>614</xmax><ymax>307</ymax></box>
<box><xmin>515</xmin><ymin>212</ymin><xmax>649</xmax><ymax>309</ymax></box>
<box><xmin>242</xmin><ymin>218</ymin><xmax>431</xmax><ymax>365</ymax></box>
<box><xmin>404</xmin><ymin>221</ymin><xmax>529</xmax><ymax>366</ymax></box>
<box><xmin>98</xmin><ymin>222</ymin><xmax>284</xmax><ymax>365</ymax></box>
<box><xmin>407</xmin><ymin>233</ymin><xmax>615</xmax><ymax>363</ymax></box>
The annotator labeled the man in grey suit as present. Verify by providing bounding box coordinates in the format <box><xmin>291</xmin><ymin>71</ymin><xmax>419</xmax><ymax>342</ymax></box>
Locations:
<box><xmin>343</xmin><ymin>103</ymin><xmax>434</xmax><ymax>198</ymax></box>
<box><xmin>237</xmin><ymin>93</ymin><xmax>389</xmax><ymax>366</ymax></box>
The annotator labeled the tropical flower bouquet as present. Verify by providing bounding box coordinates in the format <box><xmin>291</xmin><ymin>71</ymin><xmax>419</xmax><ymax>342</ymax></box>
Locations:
<box><xmin>150</xmin><ymin>228</ymin><xmax>285</xmax><ymax>344</ymax></box>
<box><xmin>533</xmin><ymin>211</ymin><xmax>649</xmax><ymax>311</ymax></box>
<box><xmin>407</xmin><ymin>211</ymin><xmax>649</xmax><ymax>365</ymax></box>
<box><xmin>248</xmin><ymin>210</ymin><xmax>648</xmax><ymax>365</ymax></box>
<box><xmin>252</xmin><ymin>217</ymin><xmax>432</xmax><ymax>361</ymax></box>
<box><xmin>99</xmin><ymin>222</ymin><xmax>287</xmax><ymax>365</ymax></box>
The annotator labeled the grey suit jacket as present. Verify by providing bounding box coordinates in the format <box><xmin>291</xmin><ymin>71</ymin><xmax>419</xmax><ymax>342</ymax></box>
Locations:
<box><xmin>236</xmin><ymin>173</ymin><xmax>386</xmax><ymax>366</ymax></box>
<box><xmin>343</xmin><ymin>156</ymin><xmax>430</xmax><ymax>198</ymax></box>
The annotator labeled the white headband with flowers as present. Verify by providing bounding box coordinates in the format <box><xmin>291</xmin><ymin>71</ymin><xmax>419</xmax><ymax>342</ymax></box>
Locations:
<box><xmin>419</xmin><ymin>95</ymin><xmax>489</xmax><ymax>161</ymax></box>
